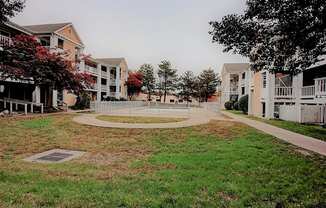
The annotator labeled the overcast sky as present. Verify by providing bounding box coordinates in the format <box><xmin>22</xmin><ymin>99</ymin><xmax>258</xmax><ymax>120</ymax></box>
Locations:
<box><xmin>12</xmin><ymin>0</ymin><xmax>248</xmax><ymax>74</ymax></box>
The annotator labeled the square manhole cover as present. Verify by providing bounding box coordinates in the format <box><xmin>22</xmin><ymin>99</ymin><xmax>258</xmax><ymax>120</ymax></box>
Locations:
<box><xmin>23</xmin><ymin>149</ymin><xmax>85</xmax><ymax>163</ymax></box>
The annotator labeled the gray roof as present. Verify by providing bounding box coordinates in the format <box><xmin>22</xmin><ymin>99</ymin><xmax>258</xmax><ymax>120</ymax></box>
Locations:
<box><xmin>96</xmin><ymin>58</ymin><xmax>126</xmax><ymax>66</ymax></box>
<box><xmin>5</xmin><ymin>21</ymin><xmax>33</xmax><ymax>35</ymax></box>
<box><xmin>222</xmin><ymin>63</ymin><xmax>250</xmax><ymax>73</ymax></box>
<box><xmin>23</xmin><ymin>22</ymin><xmax>71</xmax><ymax>34</ymax></box>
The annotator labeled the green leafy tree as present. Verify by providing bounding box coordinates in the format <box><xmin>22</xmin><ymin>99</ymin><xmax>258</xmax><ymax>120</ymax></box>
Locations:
<box><xmin>177</xmin><ymin>71</ymin><xmax>196</xmax><ymax>104</ymax></box>
<box><xmin>198</xmin><ymin>69</ymin><xmax>219</xmax><ymax>102</ymax></box>
<box><xmin>157</xmin><ymin>60</ymin><xmax>178</xmax><ymax>102</ymax></box>
<box><xmin>139</xmin><ymin>63</ymin><xmax>155</xmax><ymax>101</ymax></box>
<box><xmin>0</xmin><ymin>0</ymin><xmax>25</xmax><ymax>23</ymax></box>
<box><xmin>209</xmin><ymin>0</ymin><xmax>326</xmax><ymax>74</ymax></box>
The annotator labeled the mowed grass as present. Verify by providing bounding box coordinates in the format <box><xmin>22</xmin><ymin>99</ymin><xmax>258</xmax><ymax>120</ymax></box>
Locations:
<box><xmin>0</xmin><ymin>115</ymin><xmax>325</xmax><ymax>207</ymax></box>
<box><xmin>96</xmin><ymin>115</ymin><xmax>186</xmax><ymax>123</ymax></box>
<box><xmin>228</xmin><ymin>110</ymin><xmax>326</xmax><ymax>141</ymax></box>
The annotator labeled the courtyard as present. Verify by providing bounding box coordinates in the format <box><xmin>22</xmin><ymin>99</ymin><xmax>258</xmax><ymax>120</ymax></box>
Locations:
<box><xmin>0</xmin><ymin>113</ymin><xmax>325</xmax><ymax>207</ymax></box>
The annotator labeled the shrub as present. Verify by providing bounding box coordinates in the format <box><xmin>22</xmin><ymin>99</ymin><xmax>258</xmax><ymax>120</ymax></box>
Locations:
<box><xmin>233</xmin><ymin>101</ymin><xmax>239</xmax><ymax>110</ymax></box>
<box><xmin>239</xmin><ymin>94</ymin><xmax>249</xmax><ymax>114</ymax></box>
<box><xmin>71</xmin><ymin>93</ymin><xmax>91</xmax><ymax>110</ymax></box>
<box><xmin>224</xmin><ymin>101</ymin><xmax>233</xmax><ymax>110</ymax></box>
<box><xmin>119</xmin><ymin>97</ymin><xmax>127</xmax><ymax>101</ymax></box>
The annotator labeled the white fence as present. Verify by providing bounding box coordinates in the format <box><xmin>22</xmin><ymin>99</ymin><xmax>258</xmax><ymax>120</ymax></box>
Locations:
<box><xmin>301</xmin><ymin>105</ymin><xmax>325</xmax><ymax>124</ymax></box>
<box><xmin>279</xmin><ymin>105</ymin><xmax>299</xmax><ymax>122</ymax></box>
<box><xmin>90</xmin><ymin>101</ymin><xmax>146</xmax><ymax>113</ymax></box>
<box><xmin>279</xmin><ymin>104</ymin><xmax>326</xmax><ymax>124</ymax></box>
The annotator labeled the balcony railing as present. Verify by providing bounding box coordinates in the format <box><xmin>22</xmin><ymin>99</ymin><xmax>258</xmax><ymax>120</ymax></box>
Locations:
<box><xmin>101</xmin><ymin>85</ymin><xmax>107</xmax><ymax>91</ymax></box>
<box><xmin>85</xmin><ymin>65</ymin><xmax>98</xmax><ymax>74</ymax></box>
<box><xmin>315</xmin><ymin>77</ymin><xmax>326</xmax><ymax>97</ymax></box>
<box><xmin>101</xmin><ymin>71</ymin><xmax>107</xmax><ymax>77</ymax></box>
<box><xmin>301</xmin><ymin>85</ymin><xmax>315</xmax><ymax>98</ymax></box>
<box><xmin>275</xmin><ymin>87</ymin><xmax>294</xmax><ymax>98</ymax></box>
<box><xmin>0</xmin><ymin>35</ymin><xmax>12</xmax><ymax>46</ymax></box>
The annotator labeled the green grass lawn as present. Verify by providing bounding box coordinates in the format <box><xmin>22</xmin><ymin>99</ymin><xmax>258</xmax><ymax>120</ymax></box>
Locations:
<box><xmin>0</xmin><ymin>115</ymin><xmax>325</xmax><ymax>207</ymax></box>
<box><xmin>96</xmin><ymin>115</ymin><xmax>186</xmax><ymax>123</ymax></box>
<box><xmin>227</xmin><ymin>110</ymin><xmax>326</xmax><ymax>141</ymax></box>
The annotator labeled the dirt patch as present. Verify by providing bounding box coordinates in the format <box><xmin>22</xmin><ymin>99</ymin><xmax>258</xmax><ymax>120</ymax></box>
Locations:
<box><xmin>193</xmin><ymin>120</ymin><xmax>247</xmax><ymax>139</ymax></box>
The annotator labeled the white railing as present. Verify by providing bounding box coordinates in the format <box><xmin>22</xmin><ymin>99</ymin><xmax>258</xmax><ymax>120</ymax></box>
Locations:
<box><xmin>0</xmin><ymin>35</ymin><xmax>12</xmax><ymax>46</ymax></box>
<box><xmin>85</xmin><ymin>65</ymin><xmax>98</xmax><ymax>74</ymax></box>
<box><xmin>101</xmin><ymin>85</ymin><xmax>107</xmax><ymax>91</ymax></box>
<box><xmin>315</xmin><ymin>77</ymin><xmax>326</xmax><ymax>97</ymax></box>
<box><xmin>275</xmin><ymin>87</ymin><xmax>294</xmax><ymax>98</ymax></box>
<box><xmin>101</xmin><ymin>71</ymin><xmax>107</xmax><ymax>77</ymax></box>
<box><xmin>301</xmin><ymin>85</ymin><xmax>315</xmax><ymax>98</ymax></box>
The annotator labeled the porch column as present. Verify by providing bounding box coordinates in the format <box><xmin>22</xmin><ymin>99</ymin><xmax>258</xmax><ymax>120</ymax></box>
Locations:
<box><xmin>52</xmin><ymin>90</ymin><xmax>58</xmax><ymax>107</ymax></box>
<box><xmin>294</xmin><ymin>73</ymin><xmax>303</xmax><ymax>122</ymax></box>
<box><xmin>107</xmin><ymin>65</ymin><xmax>111</xmax><ymax>98</ymax></box>
<box><xmin>97</xmin><ymin>74</ymin><xmax>101</xmax><ymax>102</ymax></box>
<box><xmin>266</xmin><ymin>72</ymin><xmax>275</xmax><ymax>119</ymax></box>
<box><xmin>116</xmin><ymin>66</ymin><xmax>120</xmax><ymax>98</ymax></box>
<box><xmin>33</xmin><ymin>86</ymin><xmax>41</xmax><ymax>103</ymax></box>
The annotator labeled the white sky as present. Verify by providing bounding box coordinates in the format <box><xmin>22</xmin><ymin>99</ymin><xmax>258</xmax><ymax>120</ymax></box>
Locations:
<box><xmin>12</xmin><ymin>0</ymin><xmax>248</xmax><ymax>74</ymax></box>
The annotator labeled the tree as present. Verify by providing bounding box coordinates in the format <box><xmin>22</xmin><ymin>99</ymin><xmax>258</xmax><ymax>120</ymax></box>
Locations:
<box><xmin>197</xmin><ymin>69</ymin><xmax>219</xmax><ymax>102</ymax></box>
<box><xmin>177</xmin><ymin>71</ymin><xmax>196</xmax><ymax>104</ymax></box>
<box><xmin>0</xmin><ymin>35</ymin><xmax>93</xmax><ymax>93</ymax></box>
<box><xmin>0</xmin><ymin>0</ymin><xmax>25</xmax><ymax>23</ymax></box>
<box><xmin>209</xmin><ymin>0</ymin><xmax>326</xmax><ymax>74</ymax></box>
<box><xmin>139</xmin><ymin>63</ymin><xmax>155</xmax><ymax>101</ymax></box>
<box><xmin>126</xmin><ymin>71</ymin><xmax>143</xmax><ymax>100</ymax></box>
<box><xmin>157</xmin><ymin>60</ymin><xmax>178</xmax><ymax>102</ymax></box>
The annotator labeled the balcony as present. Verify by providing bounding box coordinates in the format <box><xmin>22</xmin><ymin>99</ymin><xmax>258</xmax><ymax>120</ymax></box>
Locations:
<box><xmin>101</xmin><ymin>85</ymin><xmax>107</xmax><ymax>92</ymax></box>
<box><xmin>0</xmin><ymin>35</ymin><xmax>12</xmax><ymax>46</ymax></box>
<box><xmin>101</xmin><ymin>71</ymin><xmax>107</xmax><ymax>77</ymax></box>
<box><xmin>315</xmin><ymin>77</ymin><xmax>326</xmax><ymax>97</ymax></box>
<box><xmin>85</xmin><ymin>65</ymin><xmax>98</xmax><ymax>74</ymax></box>
<box><xmin>275</xmin><ymin>87</ymin><xmax>294</xmax><ymax>99</ymax></box>
<box><xmin>301</xmin><ymin>77</ymin><xmax>326</xmax><ymax>98</ymax></box>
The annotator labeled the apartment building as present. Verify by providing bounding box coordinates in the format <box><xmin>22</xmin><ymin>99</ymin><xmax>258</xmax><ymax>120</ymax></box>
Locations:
<box><xmin>248</xmin><ymin>63</ymin><xmax>326</xmax><ymax>123</ymax></box>
<box><xmin>79</xmin><ymin>57</ymin><xmax>128</xmax><ymax>101</ymax></box>
<box><xmin>0</xmin><ymin>21</ymin><xmax>128</xmax><ymax>112</ymax></box>
<box><xmin>220</xmin><ymin>63</ymin><xmax>251</xmax><ymax>108</ymax></box>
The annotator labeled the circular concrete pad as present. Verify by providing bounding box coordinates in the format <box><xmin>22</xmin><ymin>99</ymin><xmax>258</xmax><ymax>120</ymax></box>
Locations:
<box><xmin>73</xmin><ymin>107</ymin><xmax>227</xmax><ymax>129</ymax></box>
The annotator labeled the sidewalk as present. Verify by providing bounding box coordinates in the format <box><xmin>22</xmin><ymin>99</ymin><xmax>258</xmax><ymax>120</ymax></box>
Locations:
<box><xmin>222</xmin><ymin>111</ymin><xmax>326</xmax><ymax>156</ymax></box>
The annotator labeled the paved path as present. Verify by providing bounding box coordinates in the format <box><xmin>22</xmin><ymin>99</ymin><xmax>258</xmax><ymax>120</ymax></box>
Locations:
<box><xmin>73</xmin><ymin>107</ymin><xmax>230</xmax><ymax>129</ymax></box>
<box><xmin>222</xmin><ymin>111</ymin><xmax>326</xmax><ymax>156</ymax></box>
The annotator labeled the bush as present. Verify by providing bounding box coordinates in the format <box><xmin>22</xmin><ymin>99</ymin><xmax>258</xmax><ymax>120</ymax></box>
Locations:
<box><xmin>71</xmin><ymin>93</ymin><xmax>91</xmax><ymax>110</ymax></box>
<box><xmin>239</xmin><ymin>94</ymin><xmax>249</xmax><ymax>114</ymax></box>
<box><xmin>224</xmin><ymin>101</ymin><xmax>233</xmax><ymax>110</ymax></box>
<box><xmin>233</xmin><ymin>101</ymin><xmax>239</xmax><ymax>110</ymax></box>
<box><xmin>119</xmin><ymin>97</ymin><xmax>127</xmax><ymax>101</ymax></box>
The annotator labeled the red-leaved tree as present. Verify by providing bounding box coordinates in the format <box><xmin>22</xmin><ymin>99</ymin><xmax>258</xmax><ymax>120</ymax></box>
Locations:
<box><xmin>126</xmin><ymin>71</ymin><xmax>143</xmax><ymax>100</ymax></box>
<box><xmin>0</xmin><ymin>35</ymin><xmax>94</xmax><ymax>105</ymax></box>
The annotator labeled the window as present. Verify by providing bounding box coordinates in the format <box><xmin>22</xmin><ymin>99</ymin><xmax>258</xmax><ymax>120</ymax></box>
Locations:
<box><xmin>0</xmin><ymin>31</ymin><xmax>10</xmax><ymax>37</ymax></box>
<box><xmin>101</xmin><ymin>78</ymin><xmax>107</xmax><ymax>85</ymax></box>
<box><xmin>170</xmin><ymin>99</ymin><xmax>174</xmax><ymax>103</ymax></box>
<box><xmin>101</xmin><ymin>66</ymin><xmax>107</xmax><ymax>72</ymax></box>
<box><xmin>241</xmin><ymin>87</ymin><xmax>245</xmax><ymax>95</ymax></box>
<box><xmin>262</xmin><ymin>72</ymin><xmax>267</xmax><ymax>88</ymax></box>
<box><xmin>58</xmin><ymin>38</ymin><xmax>64</xmax><ymax>49</ymax></box>
<box><xmin>242</xmin><ymin>72</ymin><xmax>246</xmax><ymax>79</ymax></box>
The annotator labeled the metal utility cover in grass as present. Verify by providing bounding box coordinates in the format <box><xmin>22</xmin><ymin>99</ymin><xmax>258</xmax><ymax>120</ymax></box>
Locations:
<box><xmin>23</xmin><ymin>149</ymin><xmax>85</xmax><ymax>163</ymax></box>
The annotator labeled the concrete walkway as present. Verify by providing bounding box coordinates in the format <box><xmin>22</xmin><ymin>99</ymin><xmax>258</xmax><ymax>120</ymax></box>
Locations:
<box><xmin>222</xmin><ymin>111</ymin><xmax>326</xmax><ymax>156</ymax></box>
<box><xmin>73</xmin><ymin>107</ymin><xmax>230</xmax><ymax>129</ymax></box>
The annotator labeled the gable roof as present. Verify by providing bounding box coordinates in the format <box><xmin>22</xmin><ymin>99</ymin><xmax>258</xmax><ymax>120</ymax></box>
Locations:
<box><xmin>222</xmin><ymin>63</ymin><xmax>250</xmax><ymax>74</ymax></box>
<box><xmin>4</xmin><ymin>21</ymin><xmax>33</xmax><ymax>35</ymax></box>
<box><xmin>96</xmin><ymin>58</ymin><xmax>127</xmax><ymax>66</ymax></box>
<box><xmin>23</xmin><ymin>22</ymin><xmax>71</xmax><ymax>34</ymax></box>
